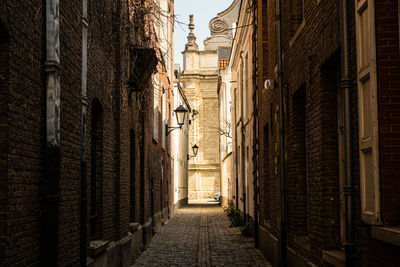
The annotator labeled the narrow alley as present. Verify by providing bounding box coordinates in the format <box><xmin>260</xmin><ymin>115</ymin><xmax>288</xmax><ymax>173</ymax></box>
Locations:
<box><xmin>134</xmin><ymin>201</ymin><xmax>270</xmax><ymax>267</ymax></box>
<box><xmin>1</xmin><ymin>0</ymin><xmax>399</xmax><ymax>266</ymax></box>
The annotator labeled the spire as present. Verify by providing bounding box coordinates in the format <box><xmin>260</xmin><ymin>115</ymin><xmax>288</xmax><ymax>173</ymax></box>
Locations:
<box><xmin>185</xmin><ymin>14</ymin><xmax>198</xmax><ymax>51</ymax></box>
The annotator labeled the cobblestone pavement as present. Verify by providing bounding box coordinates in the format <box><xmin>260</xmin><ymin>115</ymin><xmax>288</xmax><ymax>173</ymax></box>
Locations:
<box><xmin>133</xmin><ymin>201</ymin><xmax>271</xmax><ymax>267</ymax></box>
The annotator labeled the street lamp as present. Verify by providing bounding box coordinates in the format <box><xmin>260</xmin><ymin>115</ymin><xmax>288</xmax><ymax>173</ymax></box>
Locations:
<box><xmin>166</xmin><ymin>105</ymin><xmax>188</xmax><ymax>136</ymax></box>
<box><xmin>187</xmin><ymin>144</ymin><xmax>199</xmax><ymax>160</ymax></box>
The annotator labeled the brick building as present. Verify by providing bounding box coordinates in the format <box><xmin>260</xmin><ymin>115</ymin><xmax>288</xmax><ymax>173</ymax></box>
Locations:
<box><xmin>253</xmin><ymin>0</ymin><xmax>400</xmax><ymax>266</ymax></box>
<box><xmin>0</xmin><ymin>0</ymin><xmax>176</xmax><ymax>266</ymax></box>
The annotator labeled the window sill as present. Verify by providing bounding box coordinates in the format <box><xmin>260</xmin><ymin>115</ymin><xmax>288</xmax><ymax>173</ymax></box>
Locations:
<box><xmin>88</xmin><ymin>240</ymin><xmax>110</xmax><ymax>257</ymax></box>
<box><xmin>129</xmin><ymin>222</ymin><xmax>140</xmax><ymax>233</ymax></box>
<box><xmin>322</xmin><ymin>250</ymin><xmax>345</xmax><ymax>267</ymax></box>
<box><xmin>371</xmin><ymin>226</ymin><xmax>400</xmax><ymax>246</ymax></box>
<box><xmin>294</xmin><ymin>235</ymin><xmax>310</xmax><ymax>252</ymax></box>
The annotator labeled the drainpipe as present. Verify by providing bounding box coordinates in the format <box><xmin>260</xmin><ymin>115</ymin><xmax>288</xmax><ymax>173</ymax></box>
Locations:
<box><xmin>80</xmin><ymin>0</ymin><xmax>89</xmax><ymax>264</ymax></box>
<box><xmin>234</xmin><ymin>88</ymin><xmax>239</xmax><ymax>209</ymax></box>
<box><xmin>339</xmin><ymin>1</ymin><xmax>355</xmax><ymax>266</ymax></box>
<box><xmin>251</xmin><ymin>0</ymin><xmax>259</xmax><ymax>247</ymax></box>
<box><xmin>42</xmin><ymin>0</ymin><xmax>61</xmax><ymax>266</ymax></box>
<box><xmin>240</xmin><ymin>51</ymin><xmax>246</xmax><ymax>225</ymax></box>
<box><xmin>276</xmin><ymin>0</ymin><xmax>287</xmax><ymax>266</ymax></box>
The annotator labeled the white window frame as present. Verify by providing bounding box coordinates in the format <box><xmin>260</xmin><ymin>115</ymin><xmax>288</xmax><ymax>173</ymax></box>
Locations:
<box><xmin>153</xmin><ymin>74</ymin><xmax>160</xmax><ymax>141</ymax></box>
<box><xmin>161</xmin><ymin>85</ymin><xmax>166</xmax><ymax>149</ymax></box>
<box><xmin>354</xmin><ymin>0</ymin><xmax>381</xmax><ymax>225</ymax></box>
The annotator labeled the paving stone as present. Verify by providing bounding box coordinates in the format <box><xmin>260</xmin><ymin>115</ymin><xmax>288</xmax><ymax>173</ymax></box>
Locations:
<box><xmin>133</xmin><ymin>203</ymin><xmax>271</xmax><ymax>267</ymax></box>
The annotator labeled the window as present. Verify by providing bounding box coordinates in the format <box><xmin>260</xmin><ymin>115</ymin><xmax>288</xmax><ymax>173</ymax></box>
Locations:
<box><xmin>140</xmin><ymin>116</ymin><xmax>145</xmax><ymax>224</ymax></box>
<box><xmin>161</xmin><ymin>85</ymin><xmax>166</xmax><ymax>149</ymax></box>
<box><xmin>130</xmin><ymin>130</ymin><xmax>136</xmax><ymax>223</ymax></box>
<box><xmin>354</xmin><ymin>0</ymin><xmax>380</xmax><ymax>225</ymax></box>
<box><xmin>90</xmin><ymin>100</ymin><xmax>104</xmax><ymax>240</ymax></box>
<box><xmin>153</xmin><ymin>74</ymin><xmax>160</xmax><ymax>141</ymax></box>
<box><xmin>291</xmin><ymin>86</ymin><xmax>308</xmax><ymax>235</ymax></box>
<box><xmin>225</xmin><ymin>82</ymin><xmax>232</xmax><ymax>154</ymax></box>
<box><xmin>262</xmin><ymin>124</ymin><xmax>270</xmax><ymax>223</ymax></box>
<box><xmin>321</xmin><ymin>52</ymin><xmax>343</xmax><ymax>244</ymax></box>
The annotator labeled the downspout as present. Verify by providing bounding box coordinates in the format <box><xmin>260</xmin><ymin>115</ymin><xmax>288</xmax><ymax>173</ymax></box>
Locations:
<box><xmin>251</xmin><ymin>0</ymin><xmax>259</xmax><ymax>247</ymax></box>
<box><xmin>276</xmin><ymin>0</ymin><xmax>287</xmax><ymax>265</ymax></box>
<box><xmin>80</xmin><ymin>0</ymin><xmax>88</xmax><ymax>264</ymax></box>
<box><xmin>42</xmin><ymin>0</ymin><xmax>61</xmax><ymax>266</ymax></box>
<box><xmin>234</xmin><ymin>88</ymin><xmax>239</xmax><ymax>209</ymax></box>
<box><xmin>339</xmin><ymin>1</ymin><xmax>355</xmax><ymax>266</ymax></box>
<box><xmin>218</xmin><ymin>80</ymin><xmax>222</xmax><ymax>205</ymax></box>
<box><xmin>240</xmin><ymin>51</ymin><xmax>246</xmax><ymax>225</ymax></box>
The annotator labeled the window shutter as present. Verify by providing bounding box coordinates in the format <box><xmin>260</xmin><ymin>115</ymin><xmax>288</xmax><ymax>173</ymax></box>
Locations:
<box><xmin>354</xmin><ymin>0</ymin><xmax>381</xmax><ymax>225</ymax></box>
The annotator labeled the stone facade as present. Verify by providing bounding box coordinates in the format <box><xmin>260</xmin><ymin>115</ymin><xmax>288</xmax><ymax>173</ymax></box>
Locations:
<box><xmin>172</xmin><ymin>65</ymin><xmax>191</xmax><ymax>210</ymax></box>
<box><xmin>181</xmin><ymin>1</ymin><xmax>240</xmax><ymax>201</ymax></box>
<box><xmin>218</xmin><ymin>62</ymin><xmax>234</xmax><ymax>208</ymax></box>
<box><xmin>0</xmin><ymin>0</ymin><xmax>176</xmax><ymax>266</ymax></box>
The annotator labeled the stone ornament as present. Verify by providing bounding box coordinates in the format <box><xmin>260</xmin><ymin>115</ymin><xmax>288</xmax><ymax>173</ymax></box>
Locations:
<box><xmin>209</xmin><ymin>18</ymin><xmax>228</xmax><ymax>34</ymax></box>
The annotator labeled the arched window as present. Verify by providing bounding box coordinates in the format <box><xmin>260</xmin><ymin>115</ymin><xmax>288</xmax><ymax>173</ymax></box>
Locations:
<box><xmin>0</xmin><ymin>20</ymin><xmax>9</xmax><ymax>262</ymax></box>
<box><xmin>90</xmin><ymin>100</ymin><xmax>103</xmax><ymax>240</ymax></box>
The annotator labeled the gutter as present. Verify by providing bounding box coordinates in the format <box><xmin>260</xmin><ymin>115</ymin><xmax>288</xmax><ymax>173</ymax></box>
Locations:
<box><xmin>339</xmin><ymin>1</ymin><xmax>356</xmax><ymax>265</ymax></box>
<box><xmin>275</xmin><ymin>0</ymin><xmax>287</xmax><ymax>265</ymax></box>
<box><xmin>234</xmin><ymin>87</ymin><xmax>239</xmax><ymax>209</ymax></box>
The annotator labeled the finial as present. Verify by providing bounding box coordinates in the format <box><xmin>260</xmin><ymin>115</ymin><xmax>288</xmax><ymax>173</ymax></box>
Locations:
<box><xmin>185</xmin><ymin>14</ymin><xmax>198</xmax><ymax>51</ymax></box>
<box><xmin>189</xmin><ymin>14</ymin><xmax>195</xmax><ymax>34</ymax></box>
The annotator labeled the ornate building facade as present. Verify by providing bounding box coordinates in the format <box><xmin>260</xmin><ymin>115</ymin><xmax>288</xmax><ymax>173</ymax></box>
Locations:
<box><xmin>180</xmin><ymin>0</ymin><xmax>240</xmax><ymax>200</ymax></box>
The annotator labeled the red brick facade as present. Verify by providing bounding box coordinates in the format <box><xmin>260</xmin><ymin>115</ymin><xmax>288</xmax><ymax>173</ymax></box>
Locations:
<box><xmin>0</xmin><ymin>0</ymin><xmax>175</xmax><ymax>266</ymax></box>
<box><xmin>256</xmin><ymin>0</ymin><xmax>400</xmax><ymax>266</ymax></box>
<box><xmin>376</xmin><ymin>0</ymin><xmax>400</xmax><ymax>226</ymax></box>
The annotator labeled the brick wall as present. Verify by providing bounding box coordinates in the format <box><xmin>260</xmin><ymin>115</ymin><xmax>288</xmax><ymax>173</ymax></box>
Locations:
<box><xmin>281</xmin><ymin>1</ymin><xmax>346</xmax><ymax>262</ymax></box>
<box><xmin>0</xmin><ymin>19</ymin><xmax>9</xmax><ymax>265</ymax></box>
<box><xmin>0</xmin><ymin>0</ymin><xmax>175</xmax><ymax>265</ymax></box>
<box><xmin>257</xmin><ymin>0</ymin><xmax>400</xmax><ymax>266</ymax></box>
<box><xmin>2</xmin><ymin>1</ymin><xmax>45</xmax><ymax>264</ymax></box>
<box><xmin>58</xmin><ymin>1</ymin><xmax>84</xmax><ymax>264</ymax></box>
<box><xmin>257</xmin><ymin>0</ymin><xmax>280</xmax><ymax>238</ymax></box>
<box><xmin>376</xmin><ymin>0</ymin><xmax>400</xmax><ymax>226</ymax></box>
<box><xmin>257</xmin><ymin>0</ymin><xmax>359</xmax><ymax>265</ymax></box>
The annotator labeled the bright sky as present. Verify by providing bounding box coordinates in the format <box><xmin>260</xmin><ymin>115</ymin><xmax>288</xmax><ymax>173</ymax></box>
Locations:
<box><xmin>173</xmin><ymin>0</ymin><xmax>233</xmax><ymax>68</ymax></box>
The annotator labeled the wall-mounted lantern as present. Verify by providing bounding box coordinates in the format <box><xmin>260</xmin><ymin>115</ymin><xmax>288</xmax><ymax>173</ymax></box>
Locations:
<box><xmin>187</xmin><ymin>144</ymin><xmax>199</xmax><ymax>160</ymax></box>
<box><xmin>166</xmin><ymin>105</ymin><xmax>188</xmax><ymax>136</ymax></box>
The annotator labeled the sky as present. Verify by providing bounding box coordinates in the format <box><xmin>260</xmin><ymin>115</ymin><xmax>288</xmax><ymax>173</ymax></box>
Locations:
<box><xmin>173</xmin><ymin>0</ymin><xmax>233</xmax><ymax>68</ymax></box>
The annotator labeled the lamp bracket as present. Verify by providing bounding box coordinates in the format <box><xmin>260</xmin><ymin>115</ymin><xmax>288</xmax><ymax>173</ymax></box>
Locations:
<box><xmin>166</xmin><ymin>125</ymin><xmax>182</xmax><ymax>136</ymax></box>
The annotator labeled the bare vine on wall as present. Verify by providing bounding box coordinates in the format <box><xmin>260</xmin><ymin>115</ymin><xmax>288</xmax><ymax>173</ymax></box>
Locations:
<box><xmin>218</xmin><ymin>119</ymin><xmax>232</xmax><ymax>139</ymax></box>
